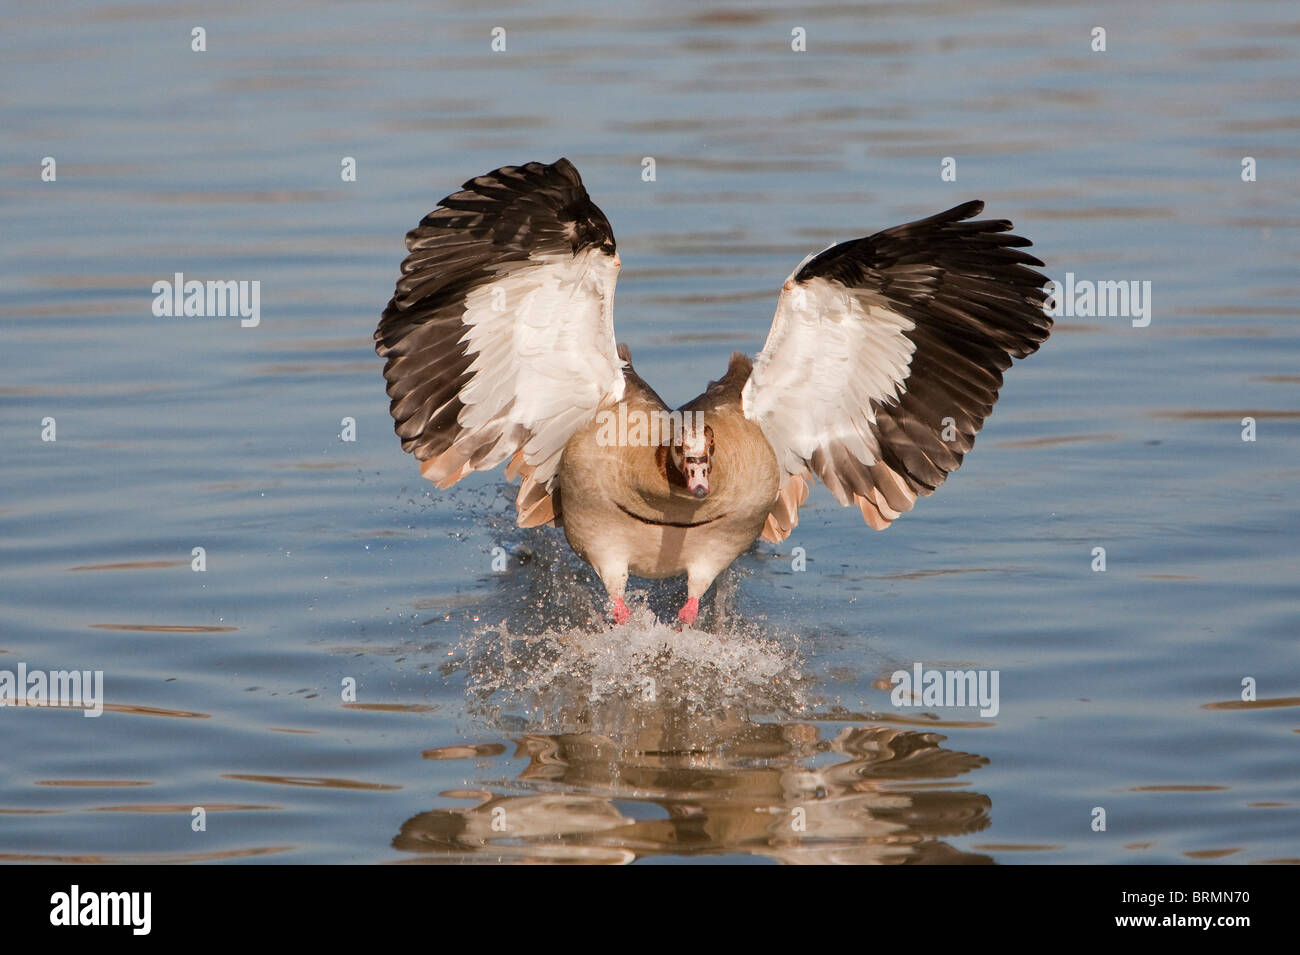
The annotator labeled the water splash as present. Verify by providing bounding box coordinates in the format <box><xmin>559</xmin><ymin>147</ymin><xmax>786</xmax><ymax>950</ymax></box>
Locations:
<box><xmin>455</xmin><ymin>604</ymin><xmax>811</xmax><ymax>735</ymax></box>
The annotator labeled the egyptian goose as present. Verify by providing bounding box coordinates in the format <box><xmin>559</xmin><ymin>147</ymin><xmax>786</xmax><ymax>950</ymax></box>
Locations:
<box><xmin>376</xmin><ymin>159</ymin><xmax>1051</xmax><ymax>626</ymax></box>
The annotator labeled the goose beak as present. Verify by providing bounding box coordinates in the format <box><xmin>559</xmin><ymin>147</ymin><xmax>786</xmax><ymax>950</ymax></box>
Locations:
<box><xmin>685</xmin><ymin>461</ymin><xmax>710</xmax><ymax>497</ymax></box>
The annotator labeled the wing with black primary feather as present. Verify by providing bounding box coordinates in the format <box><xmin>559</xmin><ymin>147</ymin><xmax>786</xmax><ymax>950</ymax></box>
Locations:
<box><xmin>375</xmin><ymin>158</ymin><xmax>625</xmax><ymax>527</ymax></box>
<box><xmin>742</xmin><ymin>200</ymin><xmax>1051</xmax><ymax>540</ymax></box>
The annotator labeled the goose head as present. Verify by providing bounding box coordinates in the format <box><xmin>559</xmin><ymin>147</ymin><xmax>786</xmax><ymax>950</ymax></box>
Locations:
<box><xmin>670</xmin><ymin>422</ymin><xmax>714</xmax><ymax>499</ymax></box>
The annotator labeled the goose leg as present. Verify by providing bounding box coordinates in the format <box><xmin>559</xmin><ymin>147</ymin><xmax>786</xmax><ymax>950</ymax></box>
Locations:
<box><xmin>611</xmin><ymin>597</ymin><xmax>632</xmax><ymax>625</ymax></box>
<box><xmin>677</xmin><ymin>562</ymin><xmax>724</xmax><ymax>627</ymax></box>
<box><xmin>676</xmin><ymin>597</ymin><xmax>700</xmax><ymax>626</ymax></box>
<box><xmin>596</xmin><ymin>560</ymin><xmax>631</xmax><ymax>625</ymax></box>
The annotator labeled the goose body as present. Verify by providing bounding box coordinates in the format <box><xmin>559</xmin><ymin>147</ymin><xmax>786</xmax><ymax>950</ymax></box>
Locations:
<box><xmin>376</xmin><ymin>158</ymin><xmax>1051</xmax><ymax>624</ymax></box>
<box><xmin>556</xmin><ymin>353</ymin><xmax>780</xmax><ymax>621</ymax></box>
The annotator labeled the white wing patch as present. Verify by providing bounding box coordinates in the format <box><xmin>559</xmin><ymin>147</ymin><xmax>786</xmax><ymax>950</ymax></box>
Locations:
<box><xmin>742</xmin><ymin>275</ymin><xmax>917</xmax><ymax>481</ymax></box>
<box><xmin>454</xmin><ymin>247</ymin><xmax>624</xmax><ymax>486</ymax></box>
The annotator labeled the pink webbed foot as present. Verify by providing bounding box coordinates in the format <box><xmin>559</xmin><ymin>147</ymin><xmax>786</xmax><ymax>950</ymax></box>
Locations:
<box><xmin>610</xmin><ymin>597</ymin><xmax>632</xmax><ymax>625</ymax></box>
<box><xmin>676</xmin><ymin>597</ymin><xmax>700</xmax><ymax>627</ymax></box>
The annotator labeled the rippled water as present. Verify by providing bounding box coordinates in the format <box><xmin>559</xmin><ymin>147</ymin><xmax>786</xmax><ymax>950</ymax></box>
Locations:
<box><xmin>2</xmin><ymin>0</ymin><xmax>1297</xmax><ymax>864</ymax></box>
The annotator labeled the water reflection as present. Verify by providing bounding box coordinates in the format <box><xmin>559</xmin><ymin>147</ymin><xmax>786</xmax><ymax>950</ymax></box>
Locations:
<box><xmin>395</xmin><ymin>717</ymin><xmax>991</xmax><ymax>864</ymax></box>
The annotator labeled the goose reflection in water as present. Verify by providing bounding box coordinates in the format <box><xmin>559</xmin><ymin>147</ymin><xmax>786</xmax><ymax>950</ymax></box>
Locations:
<box><xmin>394</xmin><ymin>711</ymin><xmax>993</xmax><ymax>864</ymax></box>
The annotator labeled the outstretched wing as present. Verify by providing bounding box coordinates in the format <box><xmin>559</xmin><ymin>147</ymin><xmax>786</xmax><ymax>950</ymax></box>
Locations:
<box><xmin>741</xmin><ymin>200</ymin><xmax>1051</xmax><ymax>542</ymax></box>
<box><xmin>375</xmin><ymin>158</ymin><xmax>624</xmax><ymax>527</ymax></box>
